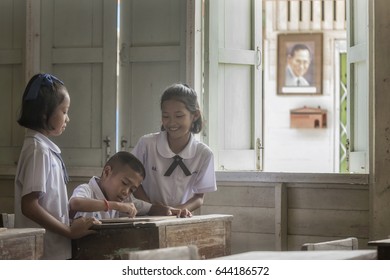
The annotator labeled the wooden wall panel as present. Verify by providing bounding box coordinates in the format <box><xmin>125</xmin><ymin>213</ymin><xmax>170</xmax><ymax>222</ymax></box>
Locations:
<box><xmin>232</xmin><ymin>232</ymin><xmax>275</xmax><ymax>253</ymax></box>
<box><xmin>287</xmin><ymin>187</ymin><xmax>369</xmax><ymax>210</ymax></box>
<box><xmin>202</xmin><ymin>205</ymin><xmax>274</xmax><ymax>234</ymax></box>
<box><xmin>288</xmin><ymin>209</ymin><xmax>369</xmax><ymax>238</ymax></box>
<box><xmin>0</xmin><ymin>178</ymin><xmax>15</xmax><ymax>213</ymax></box>
<box><xmin>204</xmin><ymin>185</ymin><xmax>275</xmax><ymax>207</ymax></box>
<box><xmin>203</xmin><ymin>173</ymin><xmax>368</xmax><ymax>254</ymax></box>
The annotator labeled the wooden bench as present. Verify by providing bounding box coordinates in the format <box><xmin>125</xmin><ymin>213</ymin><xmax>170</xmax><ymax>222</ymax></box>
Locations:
<box><xmin>301</xmin><ymin>237</ymin><xmax>358</xmax><ymax>251</ymax></box>
<box><xmin>120</xmin><ymin>245</ymin><xmax>200</xmax><ymax>260</ymax></box>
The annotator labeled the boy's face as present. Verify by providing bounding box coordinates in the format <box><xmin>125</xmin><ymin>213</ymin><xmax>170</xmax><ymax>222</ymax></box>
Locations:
<box><xmin>100</xmin><ymin>165</ymin><xmax>143</xmax><ymax>202</ymax></box>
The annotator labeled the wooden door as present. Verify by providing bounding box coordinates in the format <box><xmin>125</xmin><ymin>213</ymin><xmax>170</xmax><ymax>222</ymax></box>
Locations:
<box><xmin>38</xmin><ymin>0</ymin><xmax>118</xmax><ymax>166</ymax></box>
<box><xmin>118</xmin><ymin>0</ymin><xmax>187</xmax><ymax>149</ymax></box>
<box><xmin>0</xmin><ymin>0</ymin><xmax>26</xmax><ymax>166</ymax></box>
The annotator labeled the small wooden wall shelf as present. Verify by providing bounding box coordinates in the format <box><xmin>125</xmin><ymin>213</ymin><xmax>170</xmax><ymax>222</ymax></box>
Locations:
<box><xmin>290</xmin><ymin>106</ymin><xmax>327</xmax><ymax>128</ymax></box>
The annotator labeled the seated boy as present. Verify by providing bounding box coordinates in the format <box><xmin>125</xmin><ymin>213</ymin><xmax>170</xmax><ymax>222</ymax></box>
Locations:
<box><xmin>69</xmin><ymin>151</ymin><xmax>147</xmax><ymax>220</ymax></box>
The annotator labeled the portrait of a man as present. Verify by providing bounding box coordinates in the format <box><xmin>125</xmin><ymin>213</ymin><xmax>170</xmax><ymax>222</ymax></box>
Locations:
<box><xmin>285</xmin><ymin>44</ymin><xmax>312</xmax><ymax>87</ymax></box>
<box><xmin>277</xmin><ymin>33</ymin><xmax>322</xmax><ymax>95</ymax></box>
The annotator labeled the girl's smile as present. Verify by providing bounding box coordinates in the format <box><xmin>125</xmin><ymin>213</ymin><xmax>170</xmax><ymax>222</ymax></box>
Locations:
<box><xmin>161</xmin><ymin>99</ymin><xmax>198</xmax><ymax>154</ymax></box>
<box><xmin>162</xmin><ymin>100</ymin><xmax>194</xmax><ymax>136</ymax></box>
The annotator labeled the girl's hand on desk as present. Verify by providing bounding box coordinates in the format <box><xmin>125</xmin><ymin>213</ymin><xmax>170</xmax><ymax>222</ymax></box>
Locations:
<box><xmin>171</xmin><ymin>208</ymin><xmax>192</xmax><ymax>218</ymax></box>
<box><xmin>153</xmin><ymin>206</ymin><xmax>192</xmax><ymax>218</ymax></box>
<box><xmin>148</xmin><ymin>204</ymin><xmax>172</xmax><ymax>216</ymax></box>
<box><xmin>148</xmin><ymin>204</ymin><xmax>192</xmax><ymax>217</ymax></box>
<box><xmin>69</xmin><ymin>217</ymin><xmax>100</xmax><ymax>239</ymax></box>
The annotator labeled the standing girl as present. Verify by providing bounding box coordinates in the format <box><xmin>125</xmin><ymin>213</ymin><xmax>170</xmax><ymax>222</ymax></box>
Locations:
<box><xmin>14</xmin><ymin>73</ymin><xmax>98</xmax><ymax>259</ymax></box>
<box><xmin>131</xmin><ymin>83</ymin><xmax>217</xmax><ymax>217</ymax></box>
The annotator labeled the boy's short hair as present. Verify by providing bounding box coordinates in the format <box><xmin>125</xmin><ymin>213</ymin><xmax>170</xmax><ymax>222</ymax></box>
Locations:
<box><xmin>105</xmin><ymin>151</ymin><xmax>146</xmax><ymax>179</ymax></box>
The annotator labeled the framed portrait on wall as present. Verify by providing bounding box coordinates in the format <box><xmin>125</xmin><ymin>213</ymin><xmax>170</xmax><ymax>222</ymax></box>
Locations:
<box><xmin>277</xmin><ymin>33</ymin><xmax>323</xmax><ymax>95</ymax></box>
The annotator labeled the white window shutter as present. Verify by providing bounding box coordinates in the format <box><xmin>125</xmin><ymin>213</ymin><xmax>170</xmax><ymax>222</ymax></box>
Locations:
<box><xmin>346</xmin><ymin>0</ymin><xmax>370</xmax><ymax>173</ymax></box>
<box><xmin>203</xmin><ymin>0</ymin><xmax>263</xmax><ymax>171</ymax></box>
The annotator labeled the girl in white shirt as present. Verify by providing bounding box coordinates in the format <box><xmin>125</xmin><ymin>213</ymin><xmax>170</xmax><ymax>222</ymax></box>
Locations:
<box><xmin>14</xmin><ymin>73</ymin><xmax>98</xmax><ymax>259</ymax></box>
<box><xmin>132</xmin><ymin>83</ymin><xmax>217</xmax><ymax>217</ymax></box>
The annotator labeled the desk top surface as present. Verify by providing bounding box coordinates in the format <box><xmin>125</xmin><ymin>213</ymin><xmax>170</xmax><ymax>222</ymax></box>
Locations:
<box><xmin>92</xmin><ymin>214</ymin><xmax>233</xmax><ymax>229</ymax></box>
<box><xmin>216</xmin><ymin>250</ymin><xmax>377</xmax><ymax>260</ymax></box>
<box><xmin>0</xmin><ymin>228</ymin><xmax>45</xmax><ymax>239</ymax></box>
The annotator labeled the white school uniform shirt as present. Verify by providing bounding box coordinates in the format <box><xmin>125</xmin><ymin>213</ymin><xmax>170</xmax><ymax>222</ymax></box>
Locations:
<box><xmin>14</xmin><ymin>129</ymin><xmax>71</xmax><ymax>260</ymax></box>
<box><xmin>70</xmin><ymin>176</ymin><xmax>151</xmax><ymax>218</ymax></box>
<box><xmin>70</xmin><ymin>176</ymin><xmax>119</xmax><ymax>220</ymax></box>
<box><xmin>131</xmin><ymin>131</ymin><xmax>217</xmax><ymax>207</ymax></box>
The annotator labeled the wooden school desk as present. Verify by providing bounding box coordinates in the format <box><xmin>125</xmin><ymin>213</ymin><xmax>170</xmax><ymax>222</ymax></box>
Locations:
<box><xmin>72</xmin><ymin>214</ymin><xmax>233</xmax><ymax>260</ymax></box>
<box><xmin>0</xmin><ymin>228</ymin><xmax>45</xmax><ymax>260</ymax></box>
